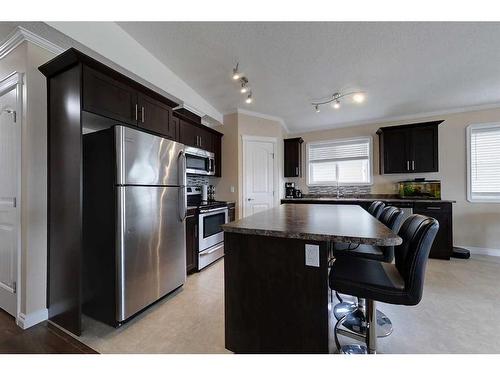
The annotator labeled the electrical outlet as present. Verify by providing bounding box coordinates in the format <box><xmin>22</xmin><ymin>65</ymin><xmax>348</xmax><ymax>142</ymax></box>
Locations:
<box><xmin>305</xmin><ymin>244</ymin><xmax>320</xmax><ymax>267</ymax></box>
<box><xmin>230</xmin><ymin>185</ymin><xmax>235</xmax><ymax>193</ymax></box>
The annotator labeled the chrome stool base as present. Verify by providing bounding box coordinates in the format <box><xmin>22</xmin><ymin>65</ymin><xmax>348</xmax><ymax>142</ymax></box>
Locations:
<box><xmin>341</xmin><ymin>308</ymin><xmax>393</xmax><ymax>338</ymax></box>
<box><xmin>333</xmin><ymin>301</ymin><xmax>357</xmax><ymax>320</ymax></box>
<box><xmin>340</xmin><ymin>344</ymin><xmax>368</xmax><ymax>355</ymax></box>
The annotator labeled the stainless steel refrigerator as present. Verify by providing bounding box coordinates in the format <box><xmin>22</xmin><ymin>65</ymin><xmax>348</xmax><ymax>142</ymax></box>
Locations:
<box><xmin>83</xmin><ymin>125</ymin><xmax>187</xmax><ymax>326</ymax></box>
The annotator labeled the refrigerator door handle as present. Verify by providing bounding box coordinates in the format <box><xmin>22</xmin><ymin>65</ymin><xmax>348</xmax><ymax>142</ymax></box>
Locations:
<box><xmin>178</xmin><ymin>150</ymin><xmax>187</xmax><ymax>222</ymax></box>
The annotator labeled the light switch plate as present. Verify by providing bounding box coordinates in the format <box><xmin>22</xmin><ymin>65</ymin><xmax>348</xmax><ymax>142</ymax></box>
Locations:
<box><xmin>305</xmin><ymin>244</ymin><xmax>320</xmax><ymax>267</ymax></box>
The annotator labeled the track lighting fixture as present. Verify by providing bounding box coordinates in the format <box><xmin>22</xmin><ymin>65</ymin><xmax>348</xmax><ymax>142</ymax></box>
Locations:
<box><xmin>231</xmin><ymin>63</ymin><xmax>254</xmax><ymax>104</ymax></box>
<box><xmin>312</xmin><ymin>91</ymin><xmax>365</xmax><ymax>112</ymax></box>
<box><xmin>245</xmin><ymin>92</ymin><xmax>253</xmax><ymax>104</ymax></box>
<box><xmin>232</xmin><ymin>63</ymin><xmax>241</xmax><ymax>80</ymax></box>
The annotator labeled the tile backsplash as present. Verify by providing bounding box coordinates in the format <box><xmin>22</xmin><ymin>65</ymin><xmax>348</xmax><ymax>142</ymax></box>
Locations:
<box><xmin>186</xmin><ymin>174</ymin><xmax>209</xmax><ymax>186</ymax></box>
<box><xmin>307</xmin><ymin>185</ymin><xmax>371</xmax><ymax>196</ymax></box>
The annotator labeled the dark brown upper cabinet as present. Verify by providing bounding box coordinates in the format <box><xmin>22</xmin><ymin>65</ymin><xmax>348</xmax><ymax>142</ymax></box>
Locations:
<box><xmin>175</xmin><ymin>113</ymin><xmax>223</xmax><ymax>176</ymax></box>
<box><xmin>83</xmin><ymin>66</ymin><xmax>137</xmax><ymax>125</ymax></box>
<box><xmin>178</xmin><ymin>118</ymin><xmax>214</xmax><ymax>152</ymax></box>
<box><xmin>284</xmin><ymin>137</ymin><xmax>304</xmax><ymax>177</ymax></box>
<box><xmin>137</xmin><ymin>93</ymin><xmax>175</xmax><ymax>139</ymax></box>
<box><xmin>377</xmin><ymin>121</ymin><xmax>442</xmax><ymax>174</ymax></box>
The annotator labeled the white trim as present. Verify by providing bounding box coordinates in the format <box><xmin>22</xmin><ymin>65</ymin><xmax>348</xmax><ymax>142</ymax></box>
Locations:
<box><xmin>232</xmin><ymin>108</ymin><xmax>290</xmax><ymax>133</ymax></box>
<box><xmin>305</xmin><ymin>136</ymin><xmax>374</xmax><ymax>187</ymax></box>
<box><xmin>241</xmin><ymin>135</ymin><xmax>279</xmax><ymax>218</ymax></box>
<box><xmin>466</xmin><ymin>122</ymin><xmax>500</xmax><ymax>203</ymax></box>
<box><xmin>16</xmin><ymin>308</ymin><xmax>49</xmax><ymax>329</ymax></box>
<box><xmin>0</xmin><ymin>71</ymin><xmax>23</xmax><ymax>323</ymax></box>
<box><xmin>286</xmin><ymin>101</ymin><xmax>500</xmax><ymax>135</ymax></box>
<box><xmin>0</xmin><ymin>26</ymin><xmax>64</xmax><ymax>60</ymax></box>
<box><xmin>458</xmin><ymin>245</ymin><xmax>500</xmax><ymax>257</ymax></box>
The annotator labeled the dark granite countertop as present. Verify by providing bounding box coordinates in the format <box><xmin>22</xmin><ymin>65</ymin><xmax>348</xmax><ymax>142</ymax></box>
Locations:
<box><xmin>281</xmin><ymin>195</ymin><xmax>455</xmax><ymax>204</ymax></box>
<box><xmin>222</xmin><ymin>203</ymin><xmax>402</xmax><ymax>246</ymax></box>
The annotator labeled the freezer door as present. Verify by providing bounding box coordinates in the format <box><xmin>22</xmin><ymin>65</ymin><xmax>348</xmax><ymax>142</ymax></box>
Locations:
<box><xmin>116</xmin><ymin>186</ymin><xmax>186</xmax><ymax>322</ymax></box>
<box><xmin>115</xmin><ymin>125</ymin><xmax>185</xmax><ymax>186</ymax></box>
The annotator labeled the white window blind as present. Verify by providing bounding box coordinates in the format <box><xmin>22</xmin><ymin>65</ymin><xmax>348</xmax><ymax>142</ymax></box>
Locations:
<box><xmin>468</xmin><ymin>124</ymin><xmax>500</xmax><ymax>201</ymax></box>
<box><xmin>307</xmin><ymin>137</ymin><xmax>372</xmax><ymax>185</ymax></box>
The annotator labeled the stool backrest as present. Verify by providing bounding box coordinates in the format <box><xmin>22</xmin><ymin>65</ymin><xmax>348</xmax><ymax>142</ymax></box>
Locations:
<box><xmin>368</xmin><ymin>201</ymin><xmax>385</xmax><ymax>219</ymax></box>
<box><xmin>379</xmin><ymin>206</ymin><xmax>405</xmax><ymax>232</ymax></box>
<box><xmin>395</xmin><ymin>214</ymin><xmax>439</xmax><ymax>305</ymax></box>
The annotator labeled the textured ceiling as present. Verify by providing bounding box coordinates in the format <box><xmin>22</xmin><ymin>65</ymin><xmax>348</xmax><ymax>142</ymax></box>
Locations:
<box><xmin>118</xmin><ymin>22</ymin><xmax>500</xmax><ymax>132</ymax></box>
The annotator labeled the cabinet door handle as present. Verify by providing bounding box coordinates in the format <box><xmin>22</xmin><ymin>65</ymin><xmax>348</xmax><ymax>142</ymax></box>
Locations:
<box><xmin>194</xmin><ymin>224</ymin><xmax>198</xmax><ymax>238</ymax></box>
<box><xmin>199</xmin><ymin>136</ymin><xmax>202</xmax><ymax>147</ymax></box>
<box><xmin>135</xmin><ymin>104</ymin><xmax>138</xmax><ymax>121</ymax></box>
<box><xmin>141</xmin><ymin>106</ymin><xmax>145</xmax><ymax>123</ymax></box>
<box><xmin>425</xmin><ymin>207</ymin><xmax>441</xmax><ymax>210</ymax></box>
<box><xmin>412</xmin><ymin>160</ymin><xmax>415</xmax><ymax>171</ymax></box>
<box><xmin>295</xmin><ymin>167</ymin><xmax>299</xmax><ymax>176</ymax></box>
<box><xmin>407</xmin><ymin>161</ymin><xmax>410</xmax><ymax>171</ymax></box>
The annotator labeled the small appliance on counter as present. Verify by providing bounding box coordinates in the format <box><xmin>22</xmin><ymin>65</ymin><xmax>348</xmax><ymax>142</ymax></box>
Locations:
<box><xmin>398</xmin><ymin>179</ymin><xmax>441</xmax><ymax>199</ymax></box>
<box><xmin>285</xmin><ymin>182</ymin><xmax>296</xmax><ymax>198</ymax></box>
<box><xmin>294</xmin><ymin>189</ymin><xmax>302</xmax><ymax>198</ymax></box>
<box><xmin>208</xmin><ymin>185</ymin><xmax>216</xmax><ymax>201</ymax></box>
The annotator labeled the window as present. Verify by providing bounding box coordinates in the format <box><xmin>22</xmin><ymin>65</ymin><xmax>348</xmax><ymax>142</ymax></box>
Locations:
<box><xmin>307</xmin><ymin>137</ymin><xmax>372</xmax><ymax>186</ymax></box>
<box><xmin>467</xmin><ymin>123</ymin><xmax>500</xmax><ymax>202</ymax></box>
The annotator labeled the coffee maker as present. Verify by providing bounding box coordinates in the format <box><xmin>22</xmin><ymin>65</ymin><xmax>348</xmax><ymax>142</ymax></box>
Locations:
<box><xmin>285</xmin><ymin>182</ymin><xmax>296</xmax><ymax>198</ymax></box>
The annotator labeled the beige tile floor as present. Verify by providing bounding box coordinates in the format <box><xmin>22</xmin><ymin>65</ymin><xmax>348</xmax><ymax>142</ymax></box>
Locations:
<box><xmin>79</xmin><ymin>255</ymin><xmax>500</xmax><ymax>354</ymax></box>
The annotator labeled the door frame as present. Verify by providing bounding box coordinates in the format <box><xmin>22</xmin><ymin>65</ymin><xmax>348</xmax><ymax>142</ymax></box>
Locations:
<box><xmin>0</xmin><ymin>71</ymin><xmax>23</xmax><ymax>319</ymax></box>
<box><xmin>241</xmin><ymin>135</ymin><xmax>278</xmax><ymax>218</ymax></box>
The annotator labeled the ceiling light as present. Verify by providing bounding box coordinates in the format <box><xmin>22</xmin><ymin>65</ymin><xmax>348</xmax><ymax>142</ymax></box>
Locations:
<box><xmin>245</xmin><ymin>93</ymin><xmax>253</xmax><ymax>104</ymax></box>
<box><xmin>240</xmin><ymin>84</ymin><xmax>249</xmax><ymax>94</ymax></box>
<box><xmin>353</xmin><ymin>93</ymin><xmax>365</xmax><ymax>103</ymax></box>
<box><xmin>311</xmin><ymin>90</ymin><xmax>366</xmax><ymax>111</ymax></box>
<box><xmin>232</xmin><ymin>63</ymin><xmax>241</xmax><ymax>80</ymax></box>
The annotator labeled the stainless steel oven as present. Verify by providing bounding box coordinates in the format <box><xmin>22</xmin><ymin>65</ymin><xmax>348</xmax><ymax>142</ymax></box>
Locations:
<box><xmin>185</xmin><ymin>146</ymin><xmax>215</xmax><ymax>176</ymax></box>
<box><xmin>198</xmin><ymin>206</ymin><xmax>228</xmax><ymax>270</ymax></box>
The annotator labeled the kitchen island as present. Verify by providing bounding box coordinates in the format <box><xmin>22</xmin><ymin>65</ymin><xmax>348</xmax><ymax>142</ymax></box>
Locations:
<box><xmin>222</xmin><ymin>204</ymin><xmax>401</xmax><ymax>353</ymax></box>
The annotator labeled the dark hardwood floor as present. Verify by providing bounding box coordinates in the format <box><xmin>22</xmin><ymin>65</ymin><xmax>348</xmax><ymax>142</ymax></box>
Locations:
<box><xmin>0</xmin><ymin>308</ymin><xmax>97</xmax><ymax>354</ymax></box>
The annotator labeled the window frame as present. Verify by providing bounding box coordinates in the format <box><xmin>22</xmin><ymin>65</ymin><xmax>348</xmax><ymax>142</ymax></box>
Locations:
<box><xmin>466</xmin><ymin>122</ymin><xmax>500</xmax><ymax>203</ymax></box>
<box><xmin>306</xmin><ymin>136</ymin><xmax>373</xmax><ymax>187</ymax></box>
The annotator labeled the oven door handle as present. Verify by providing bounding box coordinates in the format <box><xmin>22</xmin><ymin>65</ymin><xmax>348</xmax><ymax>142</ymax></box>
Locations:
<box><xmin>200</xmin><ymin>207</ymin><xmax>228</xmax><ymax>214</ymax></box>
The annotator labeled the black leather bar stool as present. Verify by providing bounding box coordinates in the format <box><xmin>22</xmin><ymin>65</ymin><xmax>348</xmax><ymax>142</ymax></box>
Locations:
<box><xmin>367</xmin><ymin>200</ymin><xmax>385</xmax><ymax>219</ymax></box>
<box><xmin>329</xmin><ymin>214</ymin><xmax>439</xmax><ymax>354</ymax></box>
<box><xmin>333</xmin><ymin>206</ymin><xmax>404</xmax><ymax>337</ymax></box>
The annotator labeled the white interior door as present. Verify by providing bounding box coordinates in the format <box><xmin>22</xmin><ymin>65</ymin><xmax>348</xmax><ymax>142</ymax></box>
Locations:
<box><xmin>243</xmin><ymin>138</ymin><xmax>276</xmax><ymax>217</ymax></box>
<box><xmin>0</xmin><ymin>85</ymin><xmax>19</xmax><ymax>317</ymax></box>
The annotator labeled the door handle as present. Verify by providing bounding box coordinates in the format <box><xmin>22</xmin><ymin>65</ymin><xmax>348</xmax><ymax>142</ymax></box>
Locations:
<box><xmin>412</xmin><ymin>160</ymin><xmax>415</xmax><ymax>171</ymax></box>
<box><xmin>247</xmin><ymin>198</ymin><xmax>254</xmax><ymax>201</ymax></box>
<box><xmin>407</xmin><ymin>161</ymin><xmax>410</xmax><ymax>171</ymax></box>
<box><xmin>141</xmin><ymin>106</ymin><xmax>145</xmax><ymax>123</ymax></box>
<box><xmin>135</xmin><ymin>104</ymin><xmax>138</xmax><ymax>121</ymax></box>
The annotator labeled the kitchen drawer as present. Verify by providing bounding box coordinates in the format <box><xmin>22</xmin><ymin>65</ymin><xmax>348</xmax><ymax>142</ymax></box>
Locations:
<box><xmin>199</xmin><ymin>242</ymin><xmax>224</xmax><ymax>270</ymax></box>
<box><xmin>413</xmin><ymin>201</ymin><xmax>452</xmax><ymax>213</ymax></box>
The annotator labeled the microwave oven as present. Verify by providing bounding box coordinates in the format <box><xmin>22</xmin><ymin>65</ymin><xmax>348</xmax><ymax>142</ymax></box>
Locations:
<box><xmin>185</xmin><ymin>146</ymin><xmax>215</xmax><ymax>176</ymax></box>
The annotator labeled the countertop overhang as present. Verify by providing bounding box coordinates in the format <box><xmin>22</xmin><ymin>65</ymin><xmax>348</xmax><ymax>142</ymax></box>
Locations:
<box><xmin>222</xmin><ymin>203</ymin><xmax>402</xmax><ymax>246</ymax></box>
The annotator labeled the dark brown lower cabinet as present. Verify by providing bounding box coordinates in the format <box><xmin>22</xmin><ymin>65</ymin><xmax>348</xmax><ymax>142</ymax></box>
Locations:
<box><xmin>413</xmin><ymin>202</ymin><xmax>453</xmax><ymax>259</ymax></box>
<box><xmin>186</xmin><ymin>214</ymin><xmax>198</xmax><ymax>274</ymax></box>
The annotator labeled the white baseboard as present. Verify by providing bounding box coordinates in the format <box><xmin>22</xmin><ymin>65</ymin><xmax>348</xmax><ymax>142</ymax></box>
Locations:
<box><xmin>457</xmin><ymin>245</ymin><xmax>500</xmax><ymax>257</ymax></box>
<box><xmin>16</xmin><ymin>308</ymin><xmax>48</xmax><ymax>329</ymax></box>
